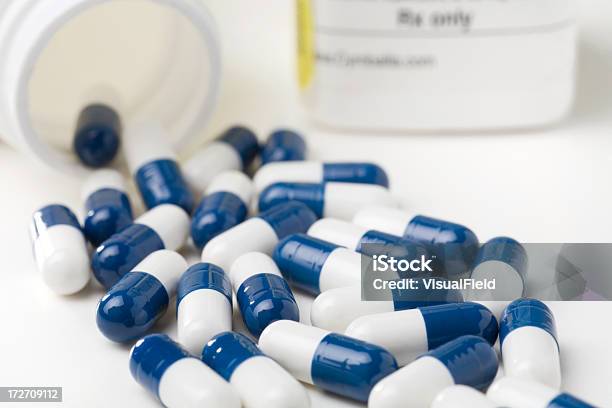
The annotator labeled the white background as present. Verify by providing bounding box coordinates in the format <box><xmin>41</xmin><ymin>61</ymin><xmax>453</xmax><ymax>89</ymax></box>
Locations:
<box><xmin>1</xmin><ymin>0</ymin><xmax>611</xmax><ymax>407</ymax></box>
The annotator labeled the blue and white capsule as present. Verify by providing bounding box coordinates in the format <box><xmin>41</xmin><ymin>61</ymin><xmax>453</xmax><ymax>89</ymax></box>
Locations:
<box><xmin>73</xmin><ymin>103</ymin><xmax>121</xmax><ymax>168</ymax></box>
<box><xmin>254</xmin><ymin>161</ymin><xmax>389</xmax><ymax>193</ymax></box>
<box><xmin>191</xmin><ymin>171</ymin><xmax>253</xmax><ymax>249</ymax></box>
<box><xmin>130</xmin><ymin>334</ymin><xmax>240</xmax><ymax>408</ymax></box>
<box><xmin>97</xmin><ymin>250</ymin><xmax>187</xmax><ymax>342</ymax></box>
<box><xmin>354</xmin><ymin>206</ymin><xmax>480</xmax><ymax>277</ymax></box>
<box><xmin>124</xmin><ymin>121</ymin><xmax>194</xmax><ymax>214</ymax></box>
<box><xmin>30</xmin><ymin>204</ymin><xmax>90</xmax><ymax>295</ymax></box>
<box><xmin>500</xmin><ymin>299</ymin><xmax>561</xmax><ymax>389</ymax></box>
<box><xmin>202</xmin><ymin>332</ymin><xmax>310</xmax><ymax>408</ymax></box>
<box><xmin>273</xmin><ymin>233</ymin><xmax>362</xmax><ymax>295</ymax></box>
<box><xmin>469</xmin><ymin>237</ymin><xmax>528</xmax><ymax>300</ymax></box>
<box><xmin>81</xmin><ymin>169</ymin><xmax>133</xmax><ymax>247</ymax></box>
<box><xmin>488</xmin><ymin>377</ymin><xmax>596</xmax><ymax>408</ymax></box>
<box><xmin>230</xmin><ymin>252</ymin><xmax>299</xmax><ymax>337</ymax></box>
<box><xmin>433</xmin><ymin>385</ymin><xmax>498</xmax><ymax>408</ymax></box>
<box><xmin>201</xmin><ymin>201</ymin><xmax>317</xmax><ymax>271</ymax></box>
<box><xmin>259</xmin><ymin>182</ymin><xmax>397</xmax><ymax>220</ymax></box>
<box><xmin>346</xmin><ymin>302</ymin><xmax>499</xmax><ymax>366</ymax></box>
<box><xmin>307</xmin><ymin>218</ymin><xmax>429</xmax><ymax>262</ymax></box>
<box><xmin>310</xmin><ymin>285</ymin><xmax>464</xmax><ymax>332</ymax></box>
<box><xmin>183</xmin><ymin>126</ymin><xmax>259</xmax><ymax>196</ymax></box>
<box><xmin>369</xmin><ymin>335</ymin><xmax>499</xmax><ymax>408</ymax></box>
<box><xmin>92</xmin><ymin>203</ymin><xmax>189</xmax><ymax>288</ymax></box>
<box><xmin>259</xmin><ymin>320</ymin><xmax>398</xmax><ymax>402</ymax></box>
<box><xmin>176</xmin><ymin>262</ymin><xmax>233</xmax><ymax>355</ymax></box>
<box><xmin>261</xmin><ymin>129</ymin><xmax>306</xmax><ymax>164</ymax></box>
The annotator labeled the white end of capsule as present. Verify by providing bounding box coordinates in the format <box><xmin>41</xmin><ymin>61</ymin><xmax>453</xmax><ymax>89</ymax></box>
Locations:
<box><xmin>132</xmin><ymin>250</ymin><xmax>187</xmax><ymax>295</ymax></box>
<box><xmin>323</xmin><ymin>183</ymin><xmax>398</xmax><ymax>220</ymax></box>
<box><xmin>353</xmin><ymin>206</ymin><xmax>413</xmax><ymax>237</ymax></box>
<box><xmin>432</xmin><ymin>385</ymin><xmax>498</xmax><ymax>408</ymax></box>
<box><xmin>487</xmin><ymin>377</ymin><xmax>559</xmax><ymax>408</ymax></box>
<box><xmin>254</xmin><ymin>161</ymin><xmax>323</xmax><ymax>193</ymax></box>
<box><xmin>229</xmin><ymin>252</ymin><xmax>281</xmax><ymax>289</ymax></box>
<box><xmin>136</xmin><ymin>204</ymin><xmax>190</xmax><ymax>251</ymax></box>
<box><xmin>205</xmin><ymin>170</ymin><xmax>254</xmax><ymax>204</ymax></box>
<box><xmin>307</xmin><ymin>218</ymin><xmax>369</xmax><ymax>250</ymax></box>
<box><xmin>80</xmin><ymin>168</ymin><xmax>126</xmax><ymax>200</ymax></box>
<box><xmin>183</xmin><ymin>142</ymin><xmax>243</xmax><ymax>196</ymax></box>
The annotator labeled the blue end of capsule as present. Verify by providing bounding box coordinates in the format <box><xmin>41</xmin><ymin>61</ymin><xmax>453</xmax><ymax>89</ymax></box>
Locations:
<box><xmin>323</xmin><ymin>163</ymin><xmax>389</xmax><ymax>188</ymax></box>
<box><xmin>473</xmin><ymin>236</ymin><xmax>528</xmax><ymax>281</ymax></box>
<box><xmin>73</xmin><ymin>104</ymin><xmax>121</xmax><ymax>168</ymax></box>
<box><xmin>424</xmin><ymin>335</ymin><xmax>498</xmax><ymax>391</ymax></box>
<box><xmin>96</xmin><ymin>272</ymin><xmax>169</xmax><ymax>343</ymax></box>
<box><xmin>259</xmin><ymin>182</ymin><xmax>325</xmax><ymax>217</ymax></box>
<box><xmin>191</xmin><ymin>191</ymin><xmax>248</xmax><ymax>249</ymax></box>
<box><xmin>177</xmin><ymin>262</ymin><xmax>233</xmax><ymax>309</ymax></box>
<box><xmin>130</xmin><ymin>334</ymin><xmax>190</xmax><ymax>398</ymax></box>
<box><xmin>548</xmin><ymin>394</ymin><xmax>596</xmax><ymax>408</ymax></box>
<box><xmin>420</xmin><ymin>303</ymin><xmax>498</xmax><ymax>350</ymax></box>
<box><xmin>261</xmin><ymin>129</ymin><xmax>306</xmax><ymax>164</ymax></box>
<box><xmin>258</xmin><ymin>201</ymin><xmax>318</xmax><ymax>239</ymax></box>
<box><xmin>311</xmin><ymin>333</ymin><xmax>398</xmax><ymax>402</ymax></box>
<box><xmin>499</xmin><ymin>298</ymin><xmax>557</xmax><ymax>345</ymax></box>
<box><xmin>202</xmin><ymin>331</ymin><xmax>263</xmax><ymax>381</ymax></box>
<box><xmin>404</xmin><ymin>215</ymin><xmax>479</xmax><ymax>277</ymax></box>
<box><xmin>236</xmin><ymin>273</ymin><xmax>300</xmax><ymax>337</ymax></box>
<box><xmin>84</xmin><ymin>189</ymin><xmax>133</xmax><ymax>247</ymax></box>
<box><xmin>273</xmin><ymin>233</ymin><xmax>338</xmax><ymax>295</ymax></box>
<box><xmin>91</xmin><ymin>223</ymin><xmax>165</xmax><ymax>289</ymax></box>
<box><xmin>135</xmin><ymin>159</ymin><xmax>194</xmax><ymax>214</ymax></box>
<box><xmin>218</xmin><ymin>126</ymin><xmax>260</xmax><ymax>168</ymax></box>
<box><xmin>31</xmin><ymin>205</ymin><xmax>81</xmax><ymax>240</ymax></box>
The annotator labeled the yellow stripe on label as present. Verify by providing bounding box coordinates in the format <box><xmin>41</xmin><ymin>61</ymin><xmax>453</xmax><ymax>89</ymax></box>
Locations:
<box><xmin>297</xmin><ymin>0</ymin><xmax>314</xmax><ymax>89</ymax></box>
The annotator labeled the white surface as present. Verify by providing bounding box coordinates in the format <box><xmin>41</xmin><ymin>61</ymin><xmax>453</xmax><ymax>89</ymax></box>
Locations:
<box><xmin>230</xmin><ymin>355</ymin><xmax>311</xmax><ymax>408</ymax></box>
<box><xmin>254</xmin><ymin>161</ymin><xmax>324</xmax><ymax>192</ymax></box>
<box><xmin>369</xmin><ymin>356</ymin><xmax>455</xmax><ymax>408</ymax></box>
<box><xmin>0</xmin><ymin>0</ymin><xmax>611</xmax><ymax>407</ymax></box>
<box><xmin>353</xmin><ymin>206</ymin><xmax>415</xmax><ymax>237</ymax></box>
<box><xmin>318</xmin><ymin>248</ymin><xmax>362</xmax><ymax>293</ymax></box>
<box><xmin>123</xmin><ymin>121</ymin><xmax>176</xmax><ymax>172</ymax></box>
<box><xmin>205</xmin><ymin>170</ymin><xmax>253</xmax><ymax>204</ymax></box>
<box><xmin>177</xmin><ymin>289</ymin><xmax>233</xmax><ymax>356</ymax></box>
<box><xmin>501</xmin><ymin>326</ymin><xmax>562</xmax><ymax>390</ymax></box>
<box><xmin>308</xmin><ymin>218</ymin><xmax>368</xmax><ymax>250</ymax></box>
<box><xmin>183</xmin><ymin>141</ymin><xmax>243</xmax><ymax>196</ymax></box>
<box><xmin>80</xmin><ymin>169</ymin><xmax>126</xmax><ymax>200</ymax></box>
<box><xmin>230</xmin><ymin>252</ymin><xmax>282</xmax><ymax>288</ymax></box>
<box><xmin>432</xmin><ymin>385</ymin><xmax>497</xmax><ymax>408</ymax></box>
<box><xmin>487</xmin><ymin>377</ymin><xmax>560</xmax><ymax>408</ymax></box>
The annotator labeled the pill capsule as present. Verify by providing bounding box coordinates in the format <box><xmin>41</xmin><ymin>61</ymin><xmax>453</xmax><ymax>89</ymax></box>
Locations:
<box><xmin>432</xmin><ymin>385</ymin><xmax>498</xmax><ymax>408</ymax></box>
<box><xmin>92</xmin><ymin>203</ymin><xmax>189</xmax><ymax>288</ymax></box>
<box><xmin>201</xmin><ymin>201</ymin><xmax>317</xmax><ymax>271</ymax></box>
<box><xmin>487</xmin><ymin>377</ymin><xmax>596</xmax><ymax>408</ymax></box>
<box><xmin>259</xmin><ymin>182</ymin><xmax>396</xmax><ymax>220</ymax></box>
<box><xmin>254</xmin><ymin>161</ymin><xmax>388</xmax><ymax>193</ymax></box>
<box><xmin>30</xmin><ymin>204</ymin><xmax>90</xmax><ymax>295</ymax></box>
<box><xmin>230</xmin><ymin>252</ymin><xmax>299</xmax><ymax>336</ymax></box>
<box><xmin>96</xmin><ymin>250</ymin><xmax>186</xmax><ymax>342</ymax></box>
<box><xmin>191</xmin><ymin>171</ymin><xmax>253</xmax><ymax>249</ymax></box>
<box><xmin>73</xmin><ymin>103</ymin><xmax>121</xmax><ymax>168</ymax></box>
<box><xmin>311</xmin><ymin>286</ymin><xmax>464</xmax><ymax>332</ymax></box>
<box><xmin>203</xmin><ymin>331</ymin><xmax>310</xmax><ymax>408</ymax></box>
<box><xmin>176</xmin><ymin>262</ymin><xmax>233</xmax><ymax>355</ymax></box>
<box><xmin>124</xmin><ymin>121</ymin><xmax>194</xmax><ymax>214</ymax></box>
<box><xmin>307</xmin><ymin>218</ymin><xmax>430</xmax><ymax>265</ymax></box>
<box><xmin>130</xmin><ymin>334</ymin><xmax>240</xmax><ymax>408</ymax></box>
<box><xmin>183</xmin><ymin>126</ymin><xmax>260</xmax><ymax>195</ymax></box>
<box><xmin>81</xmin><ymin>169</ymin><xmax>133</xmax><ymax>247</ymax></box>
<box><xmin>273</xmin><ymin>233</ymin><xmax>362</xmax><ymax>295</ymax></box>
<box><xmin>261</xmin><ymin>129</ymin><xmax>306</xmax><ymax>164</ymax></box>
<box><xmin>353</xmin><ymin>206</ymin><xmax>479</xmax><ymax>277</ymax></box>
<box><xmin>369</xmin><ymin>335</ymin><xmax>498</xmax><ymax>408</ymax></box>
<box><xmin>345</xmin><ymin>302</ymin><xmax>498</xmax><ymax>366</ymax></box>
<box><xmin>499</xmin><ymin>298</ymin><xmax>561</xmax><ymax>389</ymax></box>
<box><xmin>259</xmin><ymin>320</ymin><xmax>398</xmax><ymax>402</ymax></box>
<box><xmin>468</xmin><ymin>237</ymin><xmax>528</xmax><ymax>300</ymax></box>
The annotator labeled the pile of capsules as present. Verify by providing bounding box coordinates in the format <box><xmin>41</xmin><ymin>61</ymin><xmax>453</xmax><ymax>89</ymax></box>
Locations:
<box><xmin>29</xmin><ymin>104</ymin><xmax>598</xmax><ymax>408</ymax></box>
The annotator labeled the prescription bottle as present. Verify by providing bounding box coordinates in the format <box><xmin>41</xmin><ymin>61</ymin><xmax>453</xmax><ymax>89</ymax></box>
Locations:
<box><xmin>0</xmin><ymin>0</ymin><xmax>220</xmax><ymax>174</ymax></box>
<box><xmin>297</xmin><ymin>0</ymin><xmax>577</xmax><ymax>131</ymax></box>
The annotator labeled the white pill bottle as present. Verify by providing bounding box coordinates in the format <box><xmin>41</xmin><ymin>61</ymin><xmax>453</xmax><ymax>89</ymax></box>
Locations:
<box><xmin>0</xmin><ymin>0</ymin><xmax>220</xmax><ymax>174</ymax></box>
<box><xmin>298</xmin><ymin>0</ymin><xmax>577</xmax><ymax>131</ymax></box>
